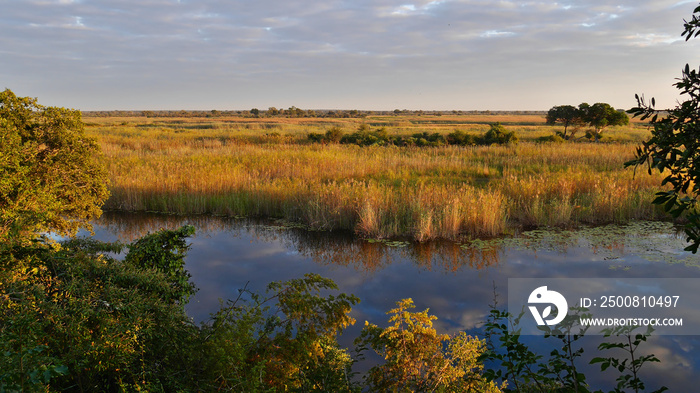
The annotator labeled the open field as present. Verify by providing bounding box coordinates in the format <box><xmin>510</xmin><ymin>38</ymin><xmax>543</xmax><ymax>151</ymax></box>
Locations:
<box><xmin>85</xmin><ymin>112</ymin><xmax>666</xmax><ymax>241</ymax></box>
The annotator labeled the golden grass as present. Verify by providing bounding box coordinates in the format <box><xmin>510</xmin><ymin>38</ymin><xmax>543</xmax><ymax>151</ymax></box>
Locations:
<box><xmin>86</xmin><ymin>113</ymin><xmax>665</xmax><ymax>241</ymax></box>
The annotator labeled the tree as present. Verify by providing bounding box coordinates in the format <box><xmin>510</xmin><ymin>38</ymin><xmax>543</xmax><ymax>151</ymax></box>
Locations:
<box><xmin>626</xmin><ymin>3</ymin><xmax>700</xmax><ymax>253</ymax></box>
<box><xmin>579</xmin><ymin>102</ymin><xmax>629</xmax><ymax>141</ymax></box>
<box><xmin>0</xmin><ymin>89</ymin><xmax>109</xmax><ymax>243</ymax></box>
<box><xmin>545</xmin><ymin>105</ymin><xmax>582</xmax><ymax>139</ymax></box>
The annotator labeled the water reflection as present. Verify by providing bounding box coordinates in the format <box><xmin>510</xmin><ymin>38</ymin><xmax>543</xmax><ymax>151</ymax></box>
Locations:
<box><xmin>91</xmin><ymin>212</ymin><xmax>700</xmax><ymax>391</ymax></box>
<box><xmin>97</xmin><ymin>212</ymin><xmax>506</xmax><ymax>272</ymax></box>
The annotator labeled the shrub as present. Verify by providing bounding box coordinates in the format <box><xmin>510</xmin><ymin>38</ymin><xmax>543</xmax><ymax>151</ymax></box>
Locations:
<box><xmin>537</xmin><ymin>134</ymin><xmax>566</xmax><ymax>143</ymax></box>
<box><xmin>411</xmin><ymin>132</ymin><xmax>445</xmax><ymax>146</ymax></box>
<box><xmin>356</xmin><ymin>298</ymin><xmax>504</xmax><ymax>392</ymax></box>
<box><xmin>340</xmin><ymin>126</ymin><xmax>391</xmax><ymax>146</ymax></box>
<box><xmin>482</xmin><ymin>122</ymin><xmax>518</xmax><ymax>145</ymax></box>
<box><xmin>308</xmin><ymin>127</ymin><xmax>345</xmax><ymax>143</ymax></box>
<box><xmin>307</xmin><ymin>132</ymin><xmax>325</xmax><ymax>142</ymax></box>
<box><xmin>0</xmin><ymin>228</ymin><xmax>201</xmax><ymax>392</ymax></box>
<box><xmin>447</xmin><ymin>129</ymin><xmax>477</xmax><ymax>145</ymax></box>
<box><xmin>325</xmin><ymin>126</ymin><xmax>345</xmax><ymax>143</ymax></box>
<box><xmin>200</xmin><ymin>273</ymin><xmax>360</xmax><ymax>392</ymax></box>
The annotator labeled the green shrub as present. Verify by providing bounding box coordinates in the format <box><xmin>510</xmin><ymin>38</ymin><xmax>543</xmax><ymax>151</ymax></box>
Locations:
<box><xmin>447</xmin><ymin>129</ymin><xmax>477</xmax><ymax>145</ymax></box>
<box><xmin>325</xmin><ymin>126</ymin><xmax>345</xmax><ymax>143</ymax></box>
<box><xmin>200</xmin><ymin>273</ymin><xmax>360</xmax><ymax>392</ymax></box>
<box><xmin>482</xmin><ymin>122</ymin><xmax>518</xmax><ymax>145</ymax></box>
<box><xmin>340</xmin><ymin>126</ymin><xmax>391</xmax><ymax>146</ymax></box>
<box><xmin>308</xmin><ymin>127</ymin><xmax>345</xmax><ymax>143</ymax></box>
<box><xmin>307</xmin><ymin>132</ymin><xmax>325</xmax><ymax>142</ymax></box>
<box><xmin>537</xmin><ymin>134</ymin><xmax>566</xmax><ymax>143</ymax></box>
<box><xmin>0</xmin><ymin>229</ymin><xmax>201</xmax><ymax>392</ymax></box>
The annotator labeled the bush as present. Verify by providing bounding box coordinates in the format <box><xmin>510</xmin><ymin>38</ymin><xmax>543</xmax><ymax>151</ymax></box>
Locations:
<box><xmin>356</xmin><ymin>299</ymin><xmax>504</xmax><ymax>392</ymax></box>
<box><xmin>412</xmin><ymin>132</ymin><xmax>445</xmax><ymax>146</ymax></box>
<box><xmin>447</xmin><ymin>129</ymin><xmax>477</xmax><ymax>145</ymax></box>
<box><xmin>201</xmin><ymin>274</ymin><xmax>360</xmax><ymax>392</ymax></box>
<box><xmin>537</xmin><ymin>134</ymin><xmax>566</xmax><ymax>143</ymax></box>
<box><xmin>307</xmin><ymin>127</ymin><xmax>345</xmax><ymax>143</ymax></box>
<box><xmin>325</xmin><ymin>126</ymin><xmax>345</xmax><ymax>143</ymax></box>
<box><xmin>482</xmin><ymin>122</ymin><xmax>518</xmax><ymax>145</ymax></box>
<box><xmin>340</xmin><ymin>126</ymin><xmax>391</xmax><ymax>146</ymax></box>
<box><xmin>307</xmin><ymin>132</ymin><xmax>325</xmax><ymax>142</ymax></box>
<box><xmin>0</xmin><ymin>228</ymin><xmax>201</xmax><ymax>391</ymax></box>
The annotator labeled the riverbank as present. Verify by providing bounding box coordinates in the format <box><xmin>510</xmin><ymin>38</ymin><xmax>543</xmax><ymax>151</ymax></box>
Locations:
<box><xmin>87</xmin><ymin>113</ymin><xmax>666</xmax><ymax>241</ymax></box>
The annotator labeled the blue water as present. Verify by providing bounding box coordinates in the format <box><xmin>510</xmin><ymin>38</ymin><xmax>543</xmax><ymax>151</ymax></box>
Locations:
<box><xmin>89</xmin><ymin>213</ymin><xmax>700</xmax><ymax>391</ymax></box>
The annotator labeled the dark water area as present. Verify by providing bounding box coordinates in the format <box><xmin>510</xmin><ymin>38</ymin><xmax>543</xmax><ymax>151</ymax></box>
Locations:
<box><xmin>88</xmin><ymin>212</ymin><xmax>700</xmax><ymax>391</ymax></box>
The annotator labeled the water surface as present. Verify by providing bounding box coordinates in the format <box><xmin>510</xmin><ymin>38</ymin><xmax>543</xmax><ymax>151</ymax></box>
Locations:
<box><xmin>90</xmin><ymin>212</ymin><xmax>700</xmax><ymax>391</ymax></box>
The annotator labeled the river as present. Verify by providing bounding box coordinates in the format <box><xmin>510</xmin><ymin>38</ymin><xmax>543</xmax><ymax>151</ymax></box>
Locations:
<box><xmin>87</xmin><ymin>212</ymin><xmax>700</xmax><ymax>391</ymax></box>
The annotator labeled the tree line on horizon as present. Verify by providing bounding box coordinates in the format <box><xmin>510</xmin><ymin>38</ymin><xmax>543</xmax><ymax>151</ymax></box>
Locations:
<box><xmin>82</xmin><ymin>108</ymin><xmax>548</xmax><ymax>118</ymax></box>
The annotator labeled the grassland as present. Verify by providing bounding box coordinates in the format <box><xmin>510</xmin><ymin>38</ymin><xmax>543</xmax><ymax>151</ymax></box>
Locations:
<box><xmin>85</xmin><ymin>112</ymin><xmax>665</xmax><ymax>241</ymax></box>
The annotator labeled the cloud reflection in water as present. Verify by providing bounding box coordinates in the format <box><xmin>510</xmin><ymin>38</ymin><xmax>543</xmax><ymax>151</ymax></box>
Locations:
<box><xmin>91</xmin><ymin>212</ymin><xmax>700</xmax><ymax>391</ymax></box>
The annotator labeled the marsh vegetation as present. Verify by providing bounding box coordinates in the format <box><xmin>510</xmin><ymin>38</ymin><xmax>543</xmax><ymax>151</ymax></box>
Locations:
<box><xmin>85</xmin><ymin>112</ymin><xmax>665</xmax><ymax>242</ymax></box>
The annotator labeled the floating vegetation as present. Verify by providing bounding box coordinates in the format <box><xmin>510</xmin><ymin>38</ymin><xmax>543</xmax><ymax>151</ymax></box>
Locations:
<box><xmin>258</xmin><ymin>219</ymin><xmax>315</xmax><ymax>232</ymax></box>
<box><xmin>366</xmin><ymin>239</ymin><xmax>410</xmax><ymax>248</ymax></box>
<box><xmin>460</xmin><ymin>220</ymin><xmax>700</xmax><ymax>268</ymax></box>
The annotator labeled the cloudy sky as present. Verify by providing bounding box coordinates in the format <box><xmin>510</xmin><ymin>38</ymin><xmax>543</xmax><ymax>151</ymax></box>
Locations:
<box><xmin>2</xmin><ymin>0</ymin><xmax>700</xmax><ymax>111</ymax></box>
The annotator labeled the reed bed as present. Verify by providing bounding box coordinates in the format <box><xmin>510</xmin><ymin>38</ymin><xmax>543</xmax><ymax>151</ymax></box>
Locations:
<box><xmin>88</xmin><ymin>114</ymin><xmax>665</xmax><ymax>241</ymax></box>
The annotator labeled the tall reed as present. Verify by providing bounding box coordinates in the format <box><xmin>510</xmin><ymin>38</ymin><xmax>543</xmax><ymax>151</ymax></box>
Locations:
<box><xmin>88</xmin><ymin>115</ymin><xmax>664</xmax><ymax>241</ymax></box>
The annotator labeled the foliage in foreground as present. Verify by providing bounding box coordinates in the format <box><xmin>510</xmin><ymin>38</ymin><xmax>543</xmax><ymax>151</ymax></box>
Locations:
<box><xmin>200</xmin><ymin>273</ymin><xmax>360</xmax><ymax>392</ymax></box>
<box><xmin>0</xmin><ymin>89</ymin><xmax>109</xmax><ymax>244</ymax></box>
<box><xmin>357</xmin><ymin>298</ymin><xmax>504</xmax><ymax>392</ymax></box>
<box><xmin>626</xmin><ymin>3</ymin><xmax>700</xmax><ymax>253</ymax></box>
<box><xmin>482</xmin><ymin>306</ymin><xmax>667</xmax><ymax>393</ymax></box>
<box><xmin>0</xmin><ymin>226</ymin><xmax>671</xmax><ymax>392</ymax></box>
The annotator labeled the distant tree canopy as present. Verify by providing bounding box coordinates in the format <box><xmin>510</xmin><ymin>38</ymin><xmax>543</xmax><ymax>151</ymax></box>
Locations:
<box><xmin>579</xmin><ymin>102</ymin><xmax>630</xmax><ymax>141</ymax></box>
<box><xmin>545</xmin><ymin>105</ymin><xmax>581</xmax><ymax>139</ymax></box>
<box><xmin>546</xmin><ymin>102</ymin><xmax>629</xmax><ymax>140</ymax></box>
<box><xmin>0</xmin><ymin>89</ymin><xmax>109</xmax><ymax>243</ymax></box>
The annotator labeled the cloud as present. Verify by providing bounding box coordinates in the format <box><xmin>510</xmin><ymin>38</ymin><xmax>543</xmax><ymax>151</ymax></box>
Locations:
<box><xmin>2</xmin><ymin>0</ymin><xmax>699</xmax><ymax>109</ymax></box>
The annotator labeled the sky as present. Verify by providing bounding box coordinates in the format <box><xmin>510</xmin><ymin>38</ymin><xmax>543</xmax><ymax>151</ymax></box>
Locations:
<box><xmin>2</xmin><ymin>0</ymin><xmax>700</xmax><ymax>111</ymax></box>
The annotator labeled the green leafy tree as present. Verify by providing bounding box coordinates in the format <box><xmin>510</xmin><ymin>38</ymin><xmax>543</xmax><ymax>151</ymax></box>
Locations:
<box><xmin>578</xmin><ymin>102</ymin><xmax>629</xmax><ymax>141</ymax></box>
<box><xmin>546</xmin><ymin>105</ymin><xmax>583</xmax><ymax>139</ymax></box>
<box><xmin>0</xmin><ymin>89</ymin><xmax>109</xmax><ymax>243</ymax></box>
<box><xmin>626</xmin><ymin>3</ymin><xmax>700</xmax><ymax>252</ymax></box>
